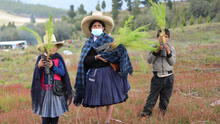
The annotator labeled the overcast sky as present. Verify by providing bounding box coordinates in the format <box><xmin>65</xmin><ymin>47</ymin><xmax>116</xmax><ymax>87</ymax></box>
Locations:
<box><xmin>18</xmin><ymin>0</ymin><xmax>122</xmax><ymax>12</ymax></box>
<box><xmin>17</xmin><ymin>0</ymin><xmax>172</xmax><ymax>12</ymax></box>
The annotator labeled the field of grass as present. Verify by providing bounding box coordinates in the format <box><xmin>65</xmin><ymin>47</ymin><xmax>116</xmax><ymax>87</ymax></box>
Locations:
<box><xmin>0</xmin><ymin>23</ymin><xmax>220</xmax><ymax>124</ymax></box>
<box><xmin>0</xmin><ymin>10</ymin><xmax>47</xmax><ymax>26</ymax></box>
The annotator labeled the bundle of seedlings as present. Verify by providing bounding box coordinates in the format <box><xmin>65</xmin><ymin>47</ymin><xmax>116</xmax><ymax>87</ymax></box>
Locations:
<box><xmin>98</xmin><ymin>16</ymin><xmax>159</xmax><ymax>52</ymax></box>
<box><xmin>20</xmin><ymin>16</ymin><xmax>57</xmax><ymax>74</ymax></box>
<box><xmin>149</xmin><ymin>0</ymin><xmax>168</xmax><ymax>56</ymax></box>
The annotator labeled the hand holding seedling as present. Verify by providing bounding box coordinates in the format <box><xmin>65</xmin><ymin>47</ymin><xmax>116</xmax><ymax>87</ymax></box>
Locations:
<box><xmin>164</xmin><ymin>43</ymin><xmax>171</xmax><ymax>55</ymax></box>
<box><xmin>95</xmin><ymin>55</ymin><xmax>108</xmax><ymax>62</ymax></box>
<box><xmin>158</xmin><ymin>34</ymin><xmax>171</xmax><ymax>55</ymax></box>
<box><xmin>38</xmin><ymin>59</ymin><xmax>46</xmax><ymax>68</ymax></box>
<box><xmin>110</xmin><ymin>63</ymin><xmax>119</xmax><ymax>71</ymax></box>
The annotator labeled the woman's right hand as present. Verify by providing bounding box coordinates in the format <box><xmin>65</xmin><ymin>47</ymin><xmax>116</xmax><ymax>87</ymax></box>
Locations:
<box><xmin>95</xmin><ymin>55</ymin><xmax>108</xmax><ymax>62</ymax></box>
<box><xmin>38</xmin><ymin>59</ymin><xmax>46</xmax><ymax>68</ymax></box>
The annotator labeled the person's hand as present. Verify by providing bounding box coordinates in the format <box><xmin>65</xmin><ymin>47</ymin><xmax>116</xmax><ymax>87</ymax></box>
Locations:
<box><xmin>159</xmin><ymin>43</ymin><xmax>164</xmax><ymax>50</ymax></box>
<box><xmin>67</xmin><ymin>95</ymin><xmax>73</xmax><ymax>106</ymax></box>
<box><xmin>164</xmin><ymin>43</ymin><xmax>171</xmax><ymax>55</ymax></box>
<box><xmin>110</xmin><ymin>63</ymin><xmax>119</xmax><ymax>71</ymax></box>
<box><xmin>38</xmin><ymin>59</ymin><xmax>46</xmax><ymax>68</ymax></box>
<box><xmin>48</xmin><ymin>60</ymin><xmax>53</xmax><ymax>68</ymax></box>
<box><xmin>95</xmin><ymin>55</ymin><xmax>108</xmax><ymax>62</ymax></box>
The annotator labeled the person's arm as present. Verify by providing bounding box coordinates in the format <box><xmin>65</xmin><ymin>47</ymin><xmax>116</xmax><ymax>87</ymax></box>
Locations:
<box><xmin>37</xmin><ymin>55</ymin><xmax>45</xmax><ymax>68</ymax></box>
<box><xmin>147</xmin><ymin>51</ymin><xmax>159</xmax><ymax>64</ymax></box>
<box><xmin>52</xmin><ymin>60</ymin><xmax>65</xmax><ymax>76</ymax></box>
<box><xmin>166</xmin><ymin>46</ymin><xmax>176</xmax><ymax>66</ymax></box>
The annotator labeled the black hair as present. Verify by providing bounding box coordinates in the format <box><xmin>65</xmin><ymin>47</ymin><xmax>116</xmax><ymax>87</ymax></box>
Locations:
<box><xmin>89</xmin><ymin>20</ymin><xmax>105</xmax><ymax>32</ymax></box>
<box><xmin>157</xmin><ymin>28</ymin><xmax>170</xmax><ymax>38</ymax></box>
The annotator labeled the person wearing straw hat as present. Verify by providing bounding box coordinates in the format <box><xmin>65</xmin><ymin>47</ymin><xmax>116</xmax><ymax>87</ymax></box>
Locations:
<box><xmin>74</xmin><ymin>12</ymin><xmax>133</xmax><ymax>124</ymax></box>
<box><xmin>32</xmin><ymin>34</ymin><xmax>73</xmax><ymax>124</ymax></box>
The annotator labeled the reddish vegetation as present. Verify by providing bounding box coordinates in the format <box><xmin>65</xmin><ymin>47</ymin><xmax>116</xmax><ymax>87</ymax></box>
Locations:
<box><xmin>0</xmin><ymin>44</ymin><xmax>220</xmax><ymax>124</ymax></box>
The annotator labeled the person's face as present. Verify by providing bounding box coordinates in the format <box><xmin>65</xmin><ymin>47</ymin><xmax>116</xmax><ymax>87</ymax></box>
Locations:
<box><xmin>50</xmin><ymin>46</ymin><xmax>58</xmax><ymax>54</ymax></box>
<box><xmin>158</xmin><ymin>33</ymin><xmax>169</xmax><ymax>43</ymax></box>
<box><xmin>163</xmin><ymin>34</ymin><xmax>169</xmax><ymax>42</ymax></box>
<box><xmin>91</xmin><ymin>22</ymin><xmax>104</xmax><ymax>30</ymax></box>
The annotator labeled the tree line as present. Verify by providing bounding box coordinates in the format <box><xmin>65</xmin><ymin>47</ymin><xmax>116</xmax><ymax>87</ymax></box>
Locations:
<box><xmin>0</xmin><ymin>0</ymin><xmax>220</xmax><ymax>45</ymax></box>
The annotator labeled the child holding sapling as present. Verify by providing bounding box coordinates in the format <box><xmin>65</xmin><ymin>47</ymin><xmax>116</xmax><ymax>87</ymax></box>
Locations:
<box><xmin>32</xmin><ymin>35</ymin><xmax>73</xmax><ymax>124</ymax></box>
<box><xmin>139</xmin><ymin>0</ymin><xmax>176</xmax><ymax>118</ymax></box>
<box><xmin>140</xmin><ymin>29</ymin><xmax>176</xmax><ymax>118</ymax></box>
<box><xmin>26</xmin><ymin>17</ymin><xmax>73</xmax><ymax>124</ymax></box>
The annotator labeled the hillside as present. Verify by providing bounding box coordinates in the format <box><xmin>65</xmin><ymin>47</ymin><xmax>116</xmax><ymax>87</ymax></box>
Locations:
<box><xmin>0</xmin><ymin>0</ymin><xmax>66</xmax><ymax>18</ymax></box>
<box><xmin>0</xmin><ymin>10</ymin><xmax>47</xmax><ymax>26</ymax></box>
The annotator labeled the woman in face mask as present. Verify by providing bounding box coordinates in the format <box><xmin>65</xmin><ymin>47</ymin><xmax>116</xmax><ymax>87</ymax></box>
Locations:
<box><xmin>73</xmin><ymin>12</ymin><xmax>132</xmax><ymax>124</ymax></box>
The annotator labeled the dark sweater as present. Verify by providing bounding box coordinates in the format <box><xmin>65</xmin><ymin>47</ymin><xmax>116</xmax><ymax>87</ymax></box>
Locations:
<box><xmin>84</xmin><ymin>48</ymin><xmax>110</xmax><ymax>71</ymax></box>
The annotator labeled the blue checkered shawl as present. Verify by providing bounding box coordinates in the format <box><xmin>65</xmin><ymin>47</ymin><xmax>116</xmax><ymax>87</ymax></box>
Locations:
<box><xmin>75</xmin><ymin>33</ymin><xmax>133</xmax><ymax>97</ymax></box>
<box><xmin>100</xmin><ymin>44</ymin><xmax>133</xmax><ymax>78</ymax></box>
<box><xmin>74</xmin><ymin>33</ymin><xmax>113</xmax><ymax>94</ymax></box>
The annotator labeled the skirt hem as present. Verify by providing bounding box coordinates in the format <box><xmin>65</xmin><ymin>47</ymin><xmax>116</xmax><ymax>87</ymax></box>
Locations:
<box><xmin>82</xmin><ymin>95</ymin><xmax>128</xmax><ymax>108</ymax></box>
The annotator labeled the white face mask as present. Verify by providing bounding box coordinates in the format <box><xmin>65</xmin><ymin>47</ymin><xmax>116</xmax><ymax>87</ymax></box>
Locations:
<box><xmin>91</xmin><ymin>29</ymin><xmax>103</xmax><ymax>37</ymax></box>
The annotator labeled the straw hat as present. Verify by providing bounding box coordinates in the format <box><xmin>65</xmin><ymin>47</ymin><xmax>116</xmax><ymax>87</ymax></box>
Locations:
<box><xmin>37</xmin><ymin>34</ymin><xmax>64</xmax><ymax>51</ymax></box>
<box><xmin>81</xmin><ymin>11</ymin><xmax>114</xmax><ymax>37</ymax></box>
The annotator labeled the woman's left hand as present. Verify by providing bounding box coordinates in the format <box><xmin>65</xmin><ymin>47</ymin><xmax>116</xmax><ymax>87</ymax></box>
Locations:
<box><xmin>67</xmin><ymin>96</ymin><xmax>73</xmax><ymax>106</ymax></box>
<box><xmin>95</xmin><ymin>55</ymin><xmax>108</xmax><ymax>62</ymax></box>
<box><xmin>110</xmin><ymin>63</ymin><xmax>119</xmax><ymax>71</ymax></box>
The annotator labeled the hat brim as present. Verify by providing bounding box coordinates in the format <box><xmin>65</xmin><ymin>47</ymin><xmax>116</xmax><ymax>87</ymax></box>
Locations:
<box><xmin>81</xmin><ymin>15</ymin><xmax>114</xmax><ymax>37</ymax></box>
<box><xmin>37</xmin><ymin>41</ymin><xmax>64</xmax><ymax>51</ymax></box>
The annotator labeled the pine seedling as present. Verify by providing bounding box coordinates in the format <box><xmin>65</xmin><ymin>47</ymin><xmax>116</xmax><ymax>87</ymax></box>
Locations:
<box><xmin>111</xmin><ymin>16</ymin><xmax>159</xmax><ymax>51</ymax></box>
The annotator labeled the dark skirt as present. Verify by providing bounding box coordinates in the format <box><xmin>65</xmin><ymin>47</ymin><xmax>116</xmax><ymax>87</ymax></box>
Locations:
<box><xmin>83</xmin><ymin>66</ymin><xmax>130</xmax><ymax>108</ymax></box>
<box><xmin>33</xmin><ymin>89</ymin><xmax>68</xmax><ymax>117</ymax></box>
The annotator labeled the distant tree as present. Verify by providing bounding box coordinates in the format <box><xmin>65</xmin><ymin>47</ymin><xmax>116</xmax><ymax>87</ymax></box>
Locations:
<box><xmin>30</xmin><ymin>14</ymin><xmax>36</xmax><ymax>23</ymax></box>
<box><xmin>118</xmin><ymin>0</ymin><xmax>123</xmax><ymax>10</ymax></box>
<box><xmin>125</xmin><ymin>0</ymin><xmax>132</xmax><ymax>11</ymax></box>
<box><xmin>167</xmin><ymin>0</ymin><xmax>173</xmax><ymax>9</ymax></box>
<box><xmin>112</xmin><ymin>0</ymin><xmax>121</xmax><ymax>23</ymax></box>
<box><xmin>181</xmin><ymin>14</ymin><xmax>186</xmax><ymax>26</ymax></box>
<box><xmin>54</xmin><ymin>21</ymin><xmax>73</xmax><ymax>41</ymax></box>
<box><xmin>189</xmin><ymin>0</ymin><xmax>210</xmax><ymax>18</ymax></box>
<box><xmin>209</xmin><ymin>0</ymin><xmax>220</xmax><ymax>19</ymax></box>
<box><xmin>142</xmin><ymin>0</ymin><xmax>160</xmax><ymax>6</ymax></box>
<box><xmin>96</xmin><ymin>1</ymin><xmax>101</xmax><ymax>11</ymax></box>
<box><xmin>198</xmin><ymin>16</ymin><xmax>203</xmax><ymax>24</ymax></box>
<box><xmin>0</xmin><ymin>28</ymin><xmax>19</xmax><ymax>41</ymax></box>
<box><xmin>206</xmin><ymin>16</ymin><xmax>211</xmax><ymax>23</ymax></box>
<box><xmin>189</xmin><ymin>16</ymin><xmax>195</xmax><ymax>25</ymax></box>
<box><xmin>78</xmin><ymin>4</ymin><xmax>87</xmax><ymax>15</ymax></box>
<box><xmin>68</xmin><ymin>5</ymin><xmax>76</xmax><ymax>20</ymax></box>
<box><xmin>132</xmin><ymin>0</ymin><xmax>141</xmax><ymax>16</ymax></box>
<box><xmin>102</xmin><ymin>0</ymin><xmax>106</xmax><ymax>12</ymax></box>
<box><xmin>7</xmin><ymin>22</ymin><xmax>16</xmax><ymax>28</ymax></box>
<box><xmin>1</xmin><ymin>24</ymin><xmax>6</xmax><ymax>31</ymax></box>
<box><xmin>61</xmin><ymin>16</ymin><xmax>68</xmax><ymax>22</ymax></box>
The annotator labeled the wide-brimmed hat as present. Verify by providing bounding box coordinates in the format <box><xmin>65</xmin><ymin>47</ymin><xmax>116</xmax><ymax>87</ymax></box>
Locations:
<box><xmin>81</xmin><ymin>11</ymin><xmax>114</xmax><ymax>37</ymax></box>
<box><xmin>37</xmin><ymin>34</ymin><xmax>64</xmax><ymax>51</ymax></box>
